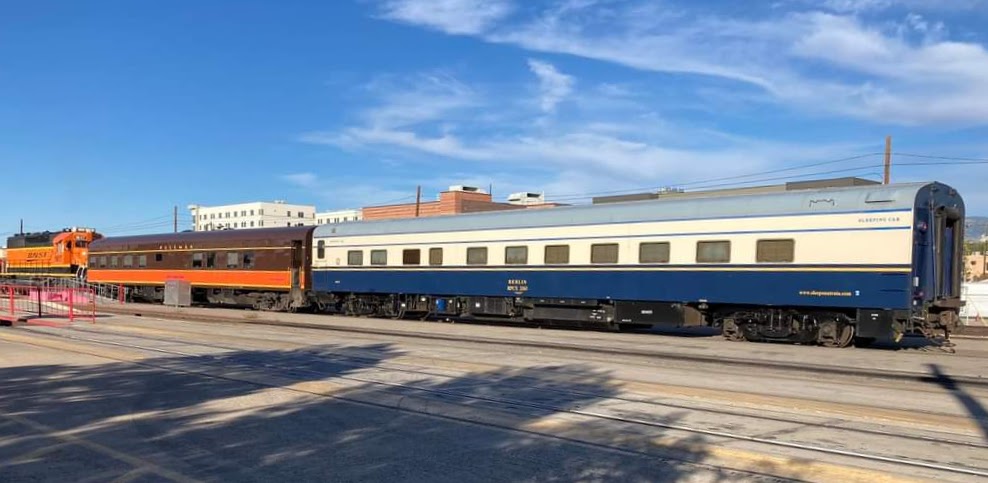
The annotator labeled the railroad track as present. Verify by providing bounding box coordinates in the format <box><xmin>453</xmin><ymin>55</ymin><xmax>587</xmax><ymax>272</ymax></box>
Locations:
<box><xmin>10</xmin><ymin>324</ymin><xmax>988</xmax><ymax>481</ymax></box>
<box><xmin>96</xmin><ymin>303</ymin><xmax>988</xmax><ymax>389</ymax></box>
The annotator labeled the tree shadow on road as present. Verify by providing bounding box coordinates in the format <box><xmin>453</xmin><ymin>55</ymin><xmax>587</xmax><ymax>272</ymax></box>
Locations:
<box><xmin>0</xmin><ymin>343</ymin><xmax>758</xmax><ymax>482</ymax></box>
<box><xmin>927</xmin><ymin>363</ymin><xmax>988</xmax><ymax>442</ymax></box>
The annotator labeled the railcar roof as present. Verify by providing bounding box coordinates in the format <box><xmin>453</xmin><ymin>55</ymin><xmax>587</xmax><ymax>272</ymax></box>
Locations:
<box><xmin>91</xmin><ymin>226</ymin><xmax>314</xmax><ymax>250</ymax></box>
<box><xmin>317</xmin><ymin>182</ymin><xmax>944</xmax><ymax>238</ymax></box>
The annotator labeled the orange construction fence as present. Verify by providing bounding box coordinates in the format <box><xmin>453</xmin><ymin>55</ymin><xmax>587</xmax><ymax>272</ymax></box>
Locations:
<box><xmin>0</xmin><ymin>284</ymin><xmax>96</xmax><ymax>324</ymax></box>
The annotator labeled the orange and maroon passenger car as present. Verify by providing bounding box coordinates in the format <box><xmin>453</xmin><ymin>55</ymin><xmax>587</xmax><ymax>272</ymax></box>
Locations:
<box><xmin>87</xmin><ymin>227</ymin><xmax>314</xmax><ymax>310</ymax></box>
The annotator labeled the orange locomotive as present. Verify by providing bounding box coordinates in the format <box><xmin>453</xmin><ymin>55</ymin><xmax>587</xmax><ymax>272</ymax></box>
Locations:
<box><xmin>1</xmin><ymin>228</ymin><xmax>102</xmax><ymax>279</ymax></box>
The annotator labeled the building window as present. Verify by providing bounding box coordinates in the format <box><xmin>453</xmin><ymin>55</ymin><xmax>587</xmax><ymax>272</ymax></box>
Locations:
<box><xmin>250</xmin><ymin>221</ymin><xmax>254</xmax><ymax>227</ymax></box>
<box><xmin>210</xmin><ymin>214</ymin><xmax>215</xmax><ymax>219</ymax></box>
<box><xmin>259</xmin><ymin>209</ymin><xmax>264</xmax><ymax>215</ymax></box>
<box><xmin>639</xmin><ymin>242</ymin><xmax>670</xmax><ymax>263</ymax></box>
<box><xmin>370</xmin><ymin>250</ymin><xmax>387</xmax><ymax>266</ymax></box>
<box><xmin>544</xmin><ymin>245</ymin><xmax>569</xmax><ymax>264</ymax></box>
<box><xmin>298</xmin><ymin>211</ymin><xmax>304</xmax><ymax>218</ymax></box>
<box><xmin>241</xmin><ymin>210</ymin><xmax>246</xmax><ymax>216</ymax></box>
<box><xmin>756</xmin><ymin>239</ymin><xmax>794</xmax><ymax>263</ymax></box>
<box><xmin>467</xmin><ymin>247</ymin><xmax>488</xmax><ymax>265</ymax></box>
<box><xmin>505</xmin><ymin>246</ymin><xmax>528</xmax><ymax>265</ymax></box>
<box><xmin>591</xmin><ymin>244</ymin><xmax>619</xmax><ymax>264</ymax></box>
<box><xmin>259</xmin><ymin>221</ymin><xmax>264</xmax><ymax>227</ymax></box>
<box><xmin>155</xmin><ymin>253</ymin><xmax>163</xmax><ymax>262</ymax></box>
<box><xmin>192</xmin><ymin>253</ymin><xmax>204</xmax><ymax>268</ymax></box>
<box><xmin>429</xmin><ymin>247</ymin><xmax>443</xmax><ymax>266</ymax></box>
<box><xmin>697</xmin><ymin>241</ymin><xmax>731</xmax><ymax>263</ymax></box>
<box><xmin>138</xmin><ymin>255</ymin><xmax>147</xmax><ymax>268</ymax></box>
<box><xmin>347</xmin><ymin>250</ymin><xmax>363</xmax><ymax>266</ymax></box>
<box><xmin>317</xmin><ymin>241</ymin><xmax>325</xmax><ymax>259</ymax></box>
<box><xmin>250</xmin><ymin>209</ymin><xmax>254</xmax><ymax>216</ymax></box>
<box><xmin>287</xmin><ymin>222</ymin><xmax>291</xmax><ymax>227</ymax></box>
<box><xmin>227</xmin><ymin>252</ymin><xmax>239</xmax><ymax>268</ymax></box>
<box><xmin>402</xmin><ymin>249</ymin><xmax>421</xmax><ymax>265</ymax></box>
<box><xmin>242</xmin><ymin>252</ymin><xmax>255</xmax><ymax>269</ymax></box>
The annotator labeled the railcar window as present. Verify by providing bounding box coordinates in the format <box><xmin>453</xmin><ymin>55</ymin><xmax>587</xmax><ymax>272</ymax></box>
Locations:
<box><xmin>544</xmin><ymin>245</ymin><xmax>570</xmax><ymax>264</ymax></box>
<box><xmin>110</xmin><ymin>256</ymin><xmax>119</xmax><ymax>268</ymax></box>
<box><xmin>317</xmin><ymin>240</ymin><xmax>325</xmax><ymax>259</ymax></box>
<box><xmin>155</xmin><ymin>253</ymin><xmax>163</xmax><ymax>262</ymax></box>
<box><xmin>227</xmin><ymin>252</ymin><xmax>239</xmax><ymax>268</ymax></box>
<box><xmin>756</xmin><ymin>239</ymin><xmax>795</xmax><ymax>263</ymax></box>
<box><xmin>505</xmin><ymin>246</ymin><xmax>528</xmax><ymax>265</ymax></box>
<box><xmin>242</xmin><ymin>252</ymin><xmax>255</xmax><ymax>269</ymax></box>
<box><xmin>403</xmin><ymin>249</ymin><xmax>421</xmax><ymax>265</ymax></box>
<box><xmin>138</xmin><ymin>255</ymin><xmax>147</xmax><ymax>268</ymax></box>
<box><xmin>371</xmin><ymin>250</ymin><xmax>387</xmax><ymax>266</ymax></box>
<box><xmin>122</xmin><ymin>255</ymin><xmax>133</xmax><ymax>268</ymax></box>
<box><xmin>467</xmin><ymin>247</ymin><xmax>488</xmax><ymax>265</ymax></box>
<box><xmin>697</xmin><ymin>241</ymin><xmax>731</xmax><ymax>263</ymax></box>
<box><xmin>429</xmin><ymin>248</ymin><xmax>443</xmax><ymax>266</ymax></box>
<box><xmin>206</xmin><ymin>252</ymin><xmax>216</xmax><ymax>269</ymax></box>
<box><xmin>639</xmin><ymin>242</ymin><xmax>670</xmax><ymax>263</ymax></box>
<box><xmin>591</xmin><ymin>244</ymin><xmax>619</xmax><ymax>264</ymax></box>
<box><xmin>192</xmin><ymin>253</ymin><xmax>204</xmax><ymax>269</ymax></box>
<box><xmin>347</xmin><ymin>250</ymin><xmax>363</xmax><ymax>266</ymax></box>
<box><xmin>99</xmin><ymin>256</ymin><xmax>107</xmax><ymax>268</ymax></box>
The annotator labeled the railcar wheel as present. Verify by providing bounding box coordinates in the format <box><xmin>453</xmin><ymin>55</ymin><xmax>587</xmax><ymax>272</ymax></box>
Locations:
<box><xmin>818</xmin><ymin>318</ymin><xmax>855</xmax><ymax>348</ymax></box>
<box><xmin>722</xmin><ymin>318</ymin><xmax>746</xmax><ymax>342</ymax></box>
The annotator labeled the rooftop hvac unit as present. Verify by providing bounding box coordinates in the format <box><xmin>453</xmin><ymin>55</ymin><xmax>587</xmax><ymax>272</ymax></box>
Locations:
<box><xmin>448</xmin><ymin>185</ymin><xmax>485</xmax><ymax>193</ymax></box>
<box><xmin>507</xmin><ymin>192</ymin><xmax>545</xmax><ymax>205</ymax></box>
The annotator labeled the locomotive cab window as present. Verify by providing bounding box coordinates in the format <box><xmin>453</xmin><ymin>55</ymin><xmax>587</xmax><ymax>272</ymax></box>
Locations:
<box><xmin>317</xmin><ymin>240</ymin><xmax>325</xmax><ymax>259</ymax></box>
<box><xmin>697</xmin><ymin>241</ymin><xmax>731</xmax><ymax>263</ymax></box>
<box><xmin>370</xmin><ymin>250</ymin><xmax>387</xmax><ymax>266</ymax></box>
<box><xmin>429</xmin><ymin>247</ymin><xmax>443</xmax><ymax>266</ymax></box>
<box><xmin>591</xmin><ymin>244</ymin><xmax>619</xmax><ymax>264</ymax></box>
<box><xmin>347</xmin><ymin>250</ymin><xmax>363</xmax><ymax>266</ymax></box>
<box><xmin>544</xmin><ymin>245</ymin><xmax>569</xmax><ymax>264</ymax></box>
<box><xmin>403</xmin><ymin>249</ymin><xmax>421</xmax><ymax>265</ymax></box>
<box><xmin>639</xmin><ymin>242</ymin><xmax>670</xmax><ymax>263</ymax></box>
<box><xmin>756</xmin><ymin>239</ymin><xmax>795</xmax><ymax>263</ymax></box>
<box><xmin>505</xmin><ymin>246</ymin><xmax>528</xmax><ymax>265</ymax></box>
<box><xmin>467</xmin><ymin>247</ymin><xmax>488</xmax><ymax>265</ymax></box>
<box><xmin>192</xmin><ymin>253</ymin><xmax>204</xmax><ymax>269</ymax></box>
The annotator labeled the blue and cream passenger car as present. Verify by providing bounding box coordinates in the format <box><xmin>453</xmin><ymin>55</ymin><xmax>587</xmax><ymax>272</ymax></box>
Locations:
<box><xmin>310</xmin><ymin>182</ymin><xmax>963</xmax><ymax>347</ymax></box>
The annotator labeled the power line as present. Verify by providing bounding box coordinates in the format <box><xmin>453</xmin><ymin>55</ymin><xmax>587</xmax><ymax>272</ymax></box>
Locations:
<box><xmin>545</xmin><ymin>152</ymin><xmax>884</xmax><ymax>202</ymax></box>
<box><xmin>894</xmin><ymin>153</ymin><xmax>988</xmax><ymax>162</ymax></box>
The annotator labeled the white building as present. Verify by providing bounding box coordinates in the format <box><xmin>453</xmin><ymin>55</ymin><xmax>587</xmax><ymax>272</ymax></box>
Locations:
<box><xmin>188</xmin><ymin>202</ymin><xmax>362</xmax><ymax>231</ymax></box>
<box><xmin>188</xmin><ymin>201</ymin><xmax>315</xmax><ymax>231</ymax></box>
<box><xmin>316</xmin><ymin>209</ymin><xmax>361</xmax><ymax>225</ymax></box>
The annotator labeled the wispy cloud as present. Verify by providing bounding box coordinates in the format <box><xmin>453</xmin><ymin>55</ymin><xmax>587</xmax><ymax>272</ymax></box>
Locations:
<box><xmin>379</xmin><ymin>0</ymin><xmax>515</xmax><ymax>35</ymax></box>
<box><xmin>527</xmin><ymin>59</ymin><xmax>574</xmax><ymax>113</ymax></box>
<box><xmin>281</xmin><ymin>172</ymin><xmax>319</xmax><ymax>188</ymax></box>
<box><xmin>373</xmin><ymin>0</ymin><xmax>988</xmax><ymax>125</ymax></box>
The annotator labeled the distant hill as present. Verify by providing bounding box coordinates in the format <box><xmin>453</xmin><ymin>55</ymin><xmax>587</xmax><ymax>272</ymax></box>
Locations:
<box><xmin>967</xmin><ymin>216</ymin><xmax>988</xmax><ymax>241</ymax></box>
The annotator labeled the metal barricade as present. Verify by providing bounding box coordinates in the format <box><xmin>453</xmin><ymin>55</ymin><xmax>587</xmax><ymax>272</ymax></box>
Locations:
<box><xmin>0</xmin><ymin>283</ymin><xmax>96</xmax><ymax>324</ymax></box>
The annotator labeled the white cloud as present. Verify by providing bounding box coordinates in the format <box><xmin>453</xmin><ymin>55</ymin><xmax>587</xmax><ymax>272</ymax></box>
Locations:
<box><xmin>372</xmin><ymin>0</ymin><xmax>988</xmax><ymax>125</ymax></box>
<box><xmin>378</xmin><ymin>0</ymin><xmax>515</xmax><ymax>35</ymax></box>
<box><xmin>527</xmin><ymin>59</ymin><xmax>575</xmax><ymax>113</ymax></box>
<box><xmin>281</xmin><ymin>173</ymin><xmax>318</xmax><ymax>188</ymax></box>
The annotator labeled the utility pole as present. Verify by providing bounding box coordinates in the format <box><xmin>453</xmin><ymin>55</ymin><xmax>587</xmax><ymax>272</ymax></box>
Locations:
<box><xmin>415</xmin><ymin>186</ymin><xmax>422</xmax><ymax>217</ymax></box>
<box><xmin>173</xmin><ymin>206</ymin><xmax>178</xmax><ymax>233</ymax></box>
<box><xmin>883</xmin><ymin>135</ymin><xmax>892</xmax><ymax>185</ymax></box>
<box><xmin>19</xmin><ymin>219</ymin><xmax>23</xmax><ymax>235</ymax></box>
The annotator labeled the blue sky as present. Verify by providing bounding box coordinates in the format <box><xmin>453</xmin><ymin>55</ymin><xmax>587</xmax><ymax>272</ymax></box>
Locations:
<box><xmin>2</xmin><ymin>0</ymin><xmax>988</xmax><ymax>236</ymax></box>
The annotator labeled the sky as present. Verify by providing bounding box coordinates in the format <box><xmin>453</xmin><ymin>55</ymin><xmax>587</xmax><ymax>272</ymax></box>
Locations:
<box><xmin>2</xmin><ymin>0</ymin><xmax>988</xmax><ymax>236</ymax></box>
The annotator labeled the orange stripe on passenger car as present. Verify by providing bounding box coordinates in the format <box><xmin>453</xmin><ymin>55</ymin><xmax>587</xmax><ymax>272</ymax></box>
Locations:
<box><xmin>87</xmin><ymin>269</ymin><xmax>297</xmax><ymax>290</ymax></box>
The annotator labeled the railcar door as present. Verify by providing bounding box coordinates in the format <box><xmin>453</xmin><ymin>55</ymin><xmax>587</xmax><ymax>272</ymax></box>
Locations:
<box><xmin>934</xmin><ymin>206</ymin><xmax>962</xmax><ymax>302</ymax></box>
<box><xmin>291</xmin><ymin>240</ymin><xmax>303</xmax><ymax>290</ymax></box>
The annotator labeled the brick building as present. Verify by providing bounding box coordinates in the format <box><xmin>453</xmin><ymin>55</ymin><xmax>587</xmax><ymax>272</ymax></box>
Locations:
<box><xmin>362</xmin><ymin>186</ymin><xmax>557</xmax><ymax>221</ymax></box>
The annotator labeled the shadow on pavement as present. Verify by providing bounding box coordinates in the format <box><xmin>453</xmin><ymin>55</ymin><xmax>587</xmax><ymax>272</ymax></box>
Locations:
<box><xmin>928</xmin><ymin>363</ymin><xmax>988</xmax><ymax>443</ymax></box>
<box><xmin>0</xmin><ymin>342</ymin><xmax>755</xmax><ymax>482</ymax></box>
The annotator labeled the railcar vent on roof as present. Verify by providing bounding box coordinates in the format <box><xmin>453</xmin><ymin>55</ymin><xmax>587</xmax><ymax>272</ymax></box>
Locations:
<box><xmin>865</xmin><ymin>192</ymin><xmax>897</xmax><ymax>203</ymax></box>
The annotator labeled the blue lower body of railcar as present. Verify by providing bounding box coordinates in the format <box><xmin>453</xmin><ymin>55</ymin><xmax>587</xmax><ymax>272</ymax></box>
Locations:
<box><xmin>312</xmin><ymin>267</ymin><xmax>912</xmax><ymax>310</ymax></box>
